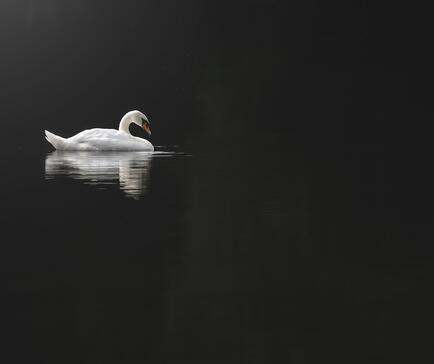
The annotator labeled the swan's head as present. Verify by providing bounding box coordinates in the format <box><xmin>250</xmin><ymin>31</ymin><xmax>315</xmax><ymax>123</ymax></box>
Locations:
<box><xmin>126</xmin><ymin>110</ymin><xmax>151</xmax><ymax>136</ymax></box>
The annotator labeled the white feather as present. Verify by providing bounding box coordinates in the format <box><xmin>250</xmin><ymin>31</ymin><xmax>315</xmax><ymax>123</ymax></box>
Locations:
<box><xmin>45</xmin><ymin>110</ymin><xmax>154</xmax><ymax>151</ymax></box>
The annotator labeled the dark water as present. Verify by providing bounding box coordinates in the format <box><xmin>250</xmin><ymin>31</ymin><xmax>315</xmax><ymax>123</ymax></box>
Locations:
<box><xmin>0</xmin><ymin>134</ymin><xmax>433</xmax><ymax>363</ymax></box>
<box><xmin>1</xmin><ymin>1</ymin><xmax>434</xmax><ymax>362</ymax></box>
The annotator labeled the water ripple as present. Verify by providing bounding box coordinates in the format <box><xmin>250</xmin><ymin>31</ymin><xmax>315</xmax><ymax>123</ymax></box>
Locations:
<box><xmin>44</xmin><ymin>148</ymin><xmax>188</xmax><ymax>199</ymax></box>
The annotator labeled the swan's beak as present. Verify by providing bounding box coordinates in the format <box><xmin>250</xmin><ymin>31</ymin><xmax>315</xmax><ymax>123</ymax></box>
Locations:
<box><xmin>143</xmin><ymin>123</ymin><xmax>151</xmax><ymax>136</ymax></box>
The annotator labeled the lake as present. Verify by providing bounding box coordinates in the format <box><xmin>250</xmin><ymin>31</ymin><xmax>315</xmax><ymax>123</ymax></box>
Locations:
<box><xmin>0</xmin><ymin>1</ymin><xmax>432</xmax><ymax>361</ymax></box>
<box><xmin>0</xmin><ymin>134</ymin><xmax>431</xmax><ymax>363</ymax></box>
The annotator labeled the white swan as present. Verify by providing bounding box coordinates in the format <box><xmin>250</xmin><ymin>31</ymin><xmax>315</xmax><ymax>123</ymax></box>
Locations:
<box><xmin>45</xmin><ymin>110</ymin><xmax>153</xmax><ymax>151</ymax></box>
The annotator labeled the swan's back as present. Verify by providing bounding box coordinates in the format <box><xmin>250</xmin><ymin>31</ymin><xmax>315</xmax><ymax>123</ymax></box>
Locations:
<box><xmin>46</xmin><ymin>128</ymin><xmax>154</xmax><ymax>151</ymax></box>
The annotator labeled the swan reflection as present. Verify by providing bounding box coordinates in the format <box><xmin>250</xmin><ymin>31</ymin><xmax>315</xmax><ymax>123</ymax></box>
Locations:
<box><xmin>45</xmin><ymin>151</ymin><xmax>152</xmax><ymax>199</ymax></box>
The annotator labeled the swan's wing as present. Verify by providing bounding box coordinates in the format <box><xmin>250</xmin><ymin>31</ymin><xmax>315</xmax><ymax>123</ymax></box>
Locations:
<box><xmin>68</xmin><ymin>129</ymin><xmax>153</xmax><ymax>151</ymax></box>
<box><xmin>68</xmin><ymin>128</ymin><xmax>121</xmax><ymax>143</ymax></box>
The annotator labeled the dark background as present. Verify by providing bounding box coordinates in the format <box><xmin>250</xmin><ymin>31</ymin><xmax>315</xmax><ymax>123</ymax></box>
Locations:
<box><xmin>0</xmin><ymin>0</ymin><xmax>433</xmax><ymax>363</ymax></box>
<box><xmin>1</xmin><ymin>1</ymin><xmax>433</xmax><ymax>146</ymax></box>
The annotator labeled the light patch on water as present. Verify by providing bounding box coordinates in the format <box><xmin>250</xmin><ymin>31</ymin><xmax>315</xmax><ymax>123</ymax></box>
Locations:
<box><xmin>44</xmin><ymin>148</ymin><xmax>190</xmax><ymax>199</ymax></box>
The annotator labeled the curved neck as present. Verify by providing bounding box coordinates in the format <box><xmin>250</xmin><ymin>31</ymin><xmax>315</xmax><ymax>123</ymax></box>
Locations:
<box><xmin>119</xmin><ymin>115</ymin><xmax>133</xmax><ymax>134</ymax></box>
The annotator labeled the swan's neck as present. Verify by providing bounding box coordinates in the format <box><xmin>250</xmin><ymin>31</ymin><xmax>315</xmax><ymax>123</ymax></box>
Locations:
<box><xmin>119</xmin><ymin>115</ymin><xmax>133</xmax><ymax>134</ymax></box>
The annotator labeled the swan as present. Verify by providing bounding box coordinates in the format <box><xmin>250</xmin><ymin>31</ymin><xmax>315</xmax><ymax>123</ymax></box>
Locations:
<box><xmin>45</xmin><ymin>110</ymin><xmax>153</xmax><ymax>151</ymax></box>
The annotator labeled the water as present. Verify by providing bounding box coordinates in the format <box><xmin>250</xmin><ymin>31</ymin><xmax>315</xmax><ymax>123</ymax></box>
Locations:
<box><xmin>44</xmin><ymin>149</ymin><xmax>188</xmax><ymax>199</ymax></box>
<box><xmin>1</xmin><ymin>1</ymin><xmax>433</xmax><ymax>362</ymax></box>
<box><xmin>1</xmin><ymin>136</ymin><xmax>432</xmax><ymax>363</ymax></box>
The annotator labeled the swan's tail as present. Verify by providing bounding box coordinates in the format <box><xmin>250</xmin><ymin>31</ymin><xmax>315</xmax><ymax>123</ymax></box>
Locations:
<box><xmin>45</xmin><ymin>130</ymin><xmax>66</xmax><ymax>150</ymax></box>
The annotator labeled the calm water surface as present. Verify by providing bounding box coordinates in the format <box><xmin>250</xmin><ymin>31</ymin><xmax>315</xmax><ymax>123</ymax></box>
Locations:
<box><xmin>44</xmin><ymin>149</ymin><xmax>188</xmax><ymax>199</ymax></box>
<box><xmin>0</xmin><ymin>139</ymin><xmax>432</xmax><ymax>363</ymax></box>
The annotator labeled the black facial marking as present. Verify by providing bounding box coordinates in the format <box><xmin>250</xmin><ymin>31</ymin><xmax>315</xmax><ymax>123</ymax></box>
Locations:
<box><xmin>141</xmin><ymin>117</ymin><xmax>150</xmax><ymax>127</ymax></box>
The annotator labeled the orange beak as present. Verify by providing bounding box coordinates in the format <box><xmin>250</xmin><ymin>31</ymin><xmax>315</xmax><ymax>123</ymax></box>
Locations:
<box><xmin>143</xmin><ymin>123</ymin><xmax>151</xmax><ymax>136</ymax></box>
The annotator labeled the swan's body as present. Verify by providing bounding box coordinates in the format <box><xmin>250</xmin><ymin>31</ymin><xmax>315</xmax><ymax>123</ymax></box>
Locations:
<box><xmin>45</xmin><ymin>128</ymin><xmax>153</xmax><ymax>151</ymax></box>
<box><xmin>45</xmin><ymin>110</ymin><xmax>153</xmax><ymax>151</ymax></box>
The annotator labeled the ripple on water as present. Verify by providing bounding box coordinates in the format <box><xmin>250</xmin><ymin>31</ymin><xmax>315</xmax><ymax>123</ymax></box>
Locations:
<box><xmin>44</xmin><ymin>147</ymin><xmax>190</xmax><ymax>199</ymax></box>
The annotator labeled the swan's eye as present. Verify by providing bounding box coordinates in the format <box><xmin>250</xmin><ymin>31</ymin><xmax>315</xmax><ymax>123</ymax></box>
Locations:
<box><xmin>141</xmin><ymin>117</ymin><xmax>150</xmax><ymax>126</ymax></box>
<box><xmin>141</xmin><ymin>118</ymin><xmax>152</xmax><ymax>136</ymax></box>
